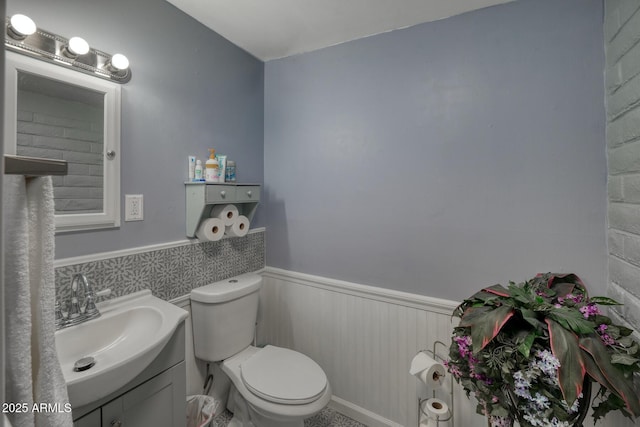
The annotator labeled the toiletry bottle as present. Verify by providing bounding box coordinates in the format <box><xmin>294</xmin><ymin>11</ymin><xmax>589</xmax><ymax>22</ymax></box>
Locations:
<box><xmin>188</xmin><ymin>156</ymin><xmax>196</xmax><ymax>180</ymax></box>
<box><xmin>195</xmin><ymin>159</ymin><xmax>203</xmax><ymax>180</ymax></box>
<box><xmin>216</xmin><ymin>154</ymin><xmax>227</xmax><ymax>183</ymax></box>
<box><xmin>205</xmin><ymin>149</ymin><xmax>219</xmax><ymax>182</ymax></box>
<box><xmin>226</xmin><ymin>160</ymin><xmax>236</xmax><ymax>182</ymax></box>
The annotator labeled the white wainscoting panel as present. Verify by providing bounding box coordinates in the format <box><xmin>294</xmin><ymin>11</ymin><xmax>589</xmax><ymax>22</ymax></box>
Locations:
<box><xmin>258</xmin><ymin>267</ymin><xmax>486</xmax><ymax>427</ymax></box>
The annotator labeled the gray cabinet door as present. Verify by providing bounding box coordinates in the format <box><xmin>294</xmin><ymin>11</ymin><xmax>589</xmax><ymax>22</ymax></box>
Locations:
<box><xmin>101</xmin><ymin>362</ymin><xmax>186</xmax><ymax>427</ymax></box>
<box><xmin>73</xmin><ymin>408</ymin><xmax>101</xmax><ymax>427</ymax></box>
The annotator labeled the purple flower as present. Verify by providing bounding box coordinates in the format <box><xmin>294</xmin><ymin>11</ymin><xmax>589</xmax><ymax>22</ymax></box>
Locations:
<box><xmin>558</xmin><ymin>293</ymin><xmax>583</xmax><ymax>305</ymax></box>
<box><xmin>448</xmin><ymin>365</ymin><xmax>462</xmax><ymax>378</ymax></box>
<box><xmin>579</xmin><ymin>304</ymin><xmax>601</xmax><ymax>318</ymax></box>
<box><xmin>454</xmin><ymin>335</ymin><xmax>472</xmax><ymax>358</ymax></box>
<box><xmin>601</xmin><ymin>334</ymin><xmax>616</xmax><ymax>346</ymax></box>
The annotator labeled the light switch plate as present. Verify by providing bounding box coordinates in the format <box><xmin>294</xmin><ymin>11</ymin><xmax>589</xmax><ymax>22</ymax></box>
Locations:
<box><xmin>125</xmin><ymin>194</ymin><xmax>144</xmax><ymax>221</ymax></box>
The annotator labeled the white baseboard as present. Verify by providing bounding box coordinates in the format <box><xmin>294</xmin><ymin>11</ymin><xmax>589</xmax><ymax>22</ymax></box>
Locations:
<box><xmin>329</xmin><ymin>396</ymin><xmax>404</xmax><ymax>427</ymax></box>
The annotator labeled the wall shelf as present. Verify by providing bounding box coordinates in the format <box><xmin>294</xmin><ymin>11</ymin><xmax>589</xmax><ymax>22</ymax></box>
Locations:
<box><xmin>185</xmin><ymin>182</ymin><xmax>260</xmax><ymax>238</ymax></box>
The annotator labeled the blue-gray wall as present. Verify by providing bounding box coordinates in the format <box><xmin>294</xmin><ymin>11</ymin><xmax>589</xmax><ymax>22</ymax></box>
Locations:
<box><xmin>8</xmin><ymin>0</ymin><xmax>265</xmax><ymax>259</ymax></box>
<box><xmin>9</xmin><ymin>0</ymin><xmax>608</xmax><ymax>302</ymax></box>
<box><xmin>264</xmin><ymin>0</ymin><xmax>607</xmax><ymax>301</ymax></box>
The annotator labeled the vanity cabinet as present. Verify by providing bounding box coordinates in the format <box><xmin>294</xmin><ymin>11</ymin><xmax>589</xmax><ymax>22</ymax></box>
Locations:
<box><xmin>72</xmin><ymin>323</ymin><xmax>186</xmax><ymax>427</ymax></box>
<box><xmin>185</xmin><ymin>182</ymin><xmax>261</xmax><ymax>237</ymax></box>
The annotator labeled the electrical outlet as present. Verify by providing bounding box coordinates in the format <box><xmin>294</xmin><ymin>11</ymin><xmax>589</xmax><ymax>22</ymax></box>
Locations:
<box><xmin>125</xmin><ymin>194</ymin><xmax>144</xmax><ymax>221</ymax></box>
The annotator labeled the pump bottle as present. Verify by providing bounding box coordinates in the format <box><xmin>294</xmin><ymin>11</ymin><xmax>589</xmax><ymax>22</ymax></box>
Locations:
<box><xmin>205</xmin><ymin>149</ymin><xmax>219</xmax><ymax>182</ymax></box>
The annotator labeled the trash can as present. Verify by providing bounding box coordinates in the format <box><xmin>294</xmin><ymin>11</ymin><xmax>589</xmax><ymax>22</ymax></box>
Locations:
<box><xmin>186</xmin><ymin>395</ymin><xmax>219</xmax><ymax>427</ymax></box>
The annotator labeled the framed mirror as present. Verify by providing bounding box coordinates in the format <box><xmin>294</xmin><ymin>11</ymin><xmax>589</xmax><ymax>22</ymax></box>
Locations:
<box><xmin>4</xmin><ymin>51</ymin><xmax>121</xmax><ymax>233</ymax></box>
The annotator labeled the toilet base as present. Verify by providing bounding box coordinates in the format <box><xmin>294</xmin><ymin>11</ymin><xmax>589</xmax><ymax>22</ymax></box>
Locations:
<box><xmin>227</xmin><ymin>384</ymin><xmax>304</xmax><ymax>427</ymax></box>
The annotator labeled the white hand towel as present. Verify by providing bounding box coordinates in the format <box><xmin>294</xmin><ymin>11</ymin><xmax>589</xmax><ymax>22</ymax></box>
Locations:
<box><xmin>4</xmin><ymin>175</ymin><xmax>35</xmax><ymax>427</ymax></box>
<box><xmin>3</xmin><ymin>176</ymin><xmax>72</xmax><ymax>427</ymax></box>
<box><xmin>27</xmin><ymin>177</ymin><xmax>72</xmax><ymax>427</ymax></box>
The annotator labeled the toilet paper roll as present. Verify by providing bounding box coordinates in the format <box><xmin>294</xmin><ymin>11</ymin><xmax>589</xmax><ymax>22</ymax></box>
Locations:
<box><xmin>225</xmin><ymin>215</ymin><xmax>249</xmax><ymax>237</ymax></box>
<box><xmin>211</xmin><ymin>204</ymin><xmax>239</xmax><ymax>226</ymax></box>
<box><xmin>410</xmin><ymin>351</ymin><xmax>445</xmax><ymax>388</ymax></box>
<box><xmin>196</xmin><ymin>217</ymin><xmax>226</xmax><ymax>242</ymax></box>
<box><xmin>422</xmin><ymin>398</ymin><xmax>449</xmax><ymax>418</ymax></box>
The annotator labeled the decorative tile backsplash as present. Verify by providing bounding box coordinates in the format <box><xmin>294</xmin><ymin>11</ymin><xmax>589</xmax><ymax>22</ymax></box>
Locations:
<box><xmin>55</xmin><ymin>230</ymin><xmax>265</xmax><ymax>304</ymax></box>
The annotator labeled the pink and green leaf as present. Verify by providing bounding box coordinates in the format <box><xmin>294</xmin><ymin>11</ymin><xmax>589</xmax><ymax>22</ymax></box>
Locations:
<box><xmin>482</xmin><ymin>284</ymin><xmax>511</xmax><ymax>298</ymax></box>
<box><xmin>460</xmin><ymin>305</ymin><xmax>514</xmax><ymax>353</ymax></box>
<box><xmin>581</xmin><ymin>347</ymin><xmax>616</xmax><ymax>396</ymax></box>
<box><xmin>579</xmin><ymin>336</ymin><xmax>640</xmax><ymax>417</ymax></box>
<box><xmin>547</xmin><ymin>274</ymin><xmax>588</xmax><ymax>297</ymax></box>
<box><xmin>459</xmin><ymin>306</ymin><xmax>492</xmax><ymax>327</ymax></box>
<box><xmin>546</xmin><ymin>319</ymin><xmax>585</xmax><ymax>406</ymax></box>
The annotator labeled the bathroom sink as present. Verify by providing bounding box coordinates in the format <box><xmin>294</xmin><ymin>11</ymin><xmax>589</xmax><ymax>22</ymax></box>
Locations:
<box><xmin>55</xmin><ymin>290</ymin><xmax>188</xmax><ymax>408</ymax></box>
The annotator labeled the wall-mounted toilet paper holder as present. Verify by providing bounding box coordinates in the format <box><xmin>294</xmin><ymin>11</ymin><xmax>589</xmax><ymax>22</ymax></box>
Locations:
<box><xmin>414</xmin><ymin>341</ymin><xmax>454</xmax><ymax>427</ymax></box>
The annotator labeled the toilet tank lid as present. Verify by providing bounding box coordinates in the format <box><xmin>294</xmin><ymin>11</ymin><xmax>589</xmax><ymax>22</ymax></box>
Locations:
<box><xmin>190</xmin><ymin>273</ymin><xmax>261</xmax><ymax>303</ymax></box>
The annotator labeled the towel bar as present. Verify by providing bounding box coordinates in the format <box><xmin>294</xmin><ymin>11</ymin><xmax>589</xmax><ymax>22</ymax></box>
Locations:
<box><xmin>4</xmin><ymin>154</ymin><xmax>68</xmax><ymax>177</ymax></box>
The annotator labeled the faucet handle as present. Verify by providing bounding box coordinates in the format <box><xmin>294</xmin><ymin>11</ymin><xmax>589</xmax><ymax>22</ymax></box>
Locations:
<box><xmin>85</xmin><ymin>288</ymin><xmax>111</xmax><ymax>317</ymax></box>
<box><xmin>95</xmin><ymin>288</ymin><xmax>112</xmax><ymax>299</ymax></box>
<box><xmin>84</xmin><ymin>293</ymin><xmax>98</xmax><ymax>316</ymax></box>
<box><xmin>55</xmin><ymin>300</ymin><xmax>66</xmax><ymax>328</ymax></box>
<box><xmin>82</xmin><ymin>279</ymin><xmax>99</xmax><ymax>316</ymax></box>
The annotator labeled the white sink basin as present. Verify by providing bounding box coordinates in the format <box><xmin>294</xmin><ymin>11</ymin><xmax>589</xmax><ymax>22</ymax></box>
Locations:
<box><xmin>55</xmin><ymin>290</ymin><xmax>188</xmax><ymax>408</ymax></box>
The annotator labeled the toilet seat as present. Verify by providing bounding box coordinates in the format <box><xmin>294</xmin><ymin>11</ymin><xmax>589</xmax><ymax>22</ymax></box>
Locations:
<box><xmin>240</xmin><ymin>345</ymin><xmax>327</xmax><ymax>405</ymax></box>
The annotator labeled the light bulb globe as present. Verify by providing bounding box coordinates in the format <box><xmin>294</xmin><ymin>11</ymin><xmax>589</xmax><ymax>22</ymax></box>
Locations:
<box><xmin>9</xmin><ymin>14</ymin><xmax>36</xmax><ymax>38</ymax></box>
<box><xmin>68</xmin><ymin>37</ymin><xmax>90</xmax><ymax>56</ymax></box>
<box><xmin>111</xmin><ymin>54</ymin><xmax>129</xmax><ymax>71</ymax></box>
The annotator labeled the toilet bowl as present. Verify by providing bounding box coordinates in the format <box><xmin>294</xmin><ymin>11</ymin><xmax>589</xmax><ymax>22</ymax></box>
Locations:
<box><xmin>190</xmin><ymin>273</ymin><xmax>332</xmax><ymax>427</ymax></box>
<box><xmin>222</xmin><ymin>346</ymin><xmax>332</xmax><ymax>427</ymax></box>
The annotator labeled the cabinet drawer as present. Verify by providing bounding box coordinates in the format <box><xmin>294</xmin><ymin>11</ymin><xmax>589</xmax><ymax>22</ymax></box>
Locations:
<box><xmin>205</xmin><ymin>185</ymin><xmax>235</xmax><ymax>203</ymax></box>
<box><xmin>235</xmin><ymin>186</ymin><xmax>260</xmax><ymax>202</ymax></box>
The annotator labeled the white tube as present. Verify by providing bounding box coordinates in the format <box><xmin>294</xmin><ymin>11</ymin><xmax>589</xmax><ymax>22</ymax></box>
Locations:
<box><xmin>188</xmin><ymin>156</ymin><xmax>196</xmax><ymax>180</ymax></box>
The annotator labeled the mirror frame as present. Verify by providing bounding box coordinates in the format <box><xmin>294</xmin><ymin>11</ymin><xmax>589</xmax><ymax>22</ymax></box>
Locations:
<box><xmin>4</xmin><ymin>51</ymin><xmax>121</xmax><ymax>233</ymax></box>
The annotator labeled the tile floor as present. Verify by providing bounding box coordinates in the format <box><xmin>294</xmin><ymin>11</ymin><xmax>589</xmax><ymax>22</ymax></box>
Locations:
<box><xmin>212</xmin><ymin>407</ymin><xmax>368</xmax><ymax>427</ymax></box>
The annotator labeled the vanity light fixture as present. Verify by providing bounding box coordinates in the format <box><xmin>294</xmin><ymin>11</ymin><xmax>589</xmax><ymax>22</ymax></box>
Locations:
<box><xmin>4</xmin><ymin>16</ymin><xmax>132</xmax><ymax>83</ymax></box>
<box><xmin>7</xmin><ymin>14</ymin><xmax>36</xmax><ymax>40</ymax></box>
<box><xmin>63</xmin><ymin>36</ymin><xmax>90</xmax><ymax>58</ymax></box>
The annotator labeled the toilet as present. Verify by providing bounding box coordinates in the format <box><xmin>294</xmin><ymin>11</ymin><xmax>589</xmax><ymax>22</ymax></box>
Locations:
<box><xmin>190</xmin><ymin>273</ymin><xmax>332</xmax><ymax>427</ymax></box>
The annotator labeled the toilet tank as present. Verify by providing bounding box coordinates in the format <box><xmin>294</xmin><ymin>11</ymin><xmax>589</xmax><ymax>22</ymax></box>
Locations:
<box><xmin>190</xmin><ymin>273</ymin><xmax>262</xmax><ymax>362</ymax></box>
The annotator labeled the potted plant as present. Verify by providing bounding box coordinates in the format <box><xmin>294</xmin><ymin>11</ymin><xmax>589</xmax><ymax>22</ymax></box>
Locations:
<box><xmin>446</xmin><ymin>273</ymin><xmax>640</xmax><ymax>426</ymax></box>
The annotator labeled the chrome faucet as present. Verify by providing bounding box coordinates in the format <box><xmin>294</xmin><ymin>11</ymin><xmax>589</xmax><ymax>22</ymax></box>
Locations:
<box><xmin>56</xmin><ymin>273</ymin><xmax>109</xmax><ymax>330</ymax></box>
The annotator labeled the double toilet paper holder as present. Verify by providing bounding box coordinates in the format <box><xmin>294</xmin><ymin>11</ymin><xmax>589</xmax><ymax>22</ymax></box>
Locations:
<box><xmin>410</xmin><ymin>341</ymin><xmax>454</xmax><ymax>427</ymax></box>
